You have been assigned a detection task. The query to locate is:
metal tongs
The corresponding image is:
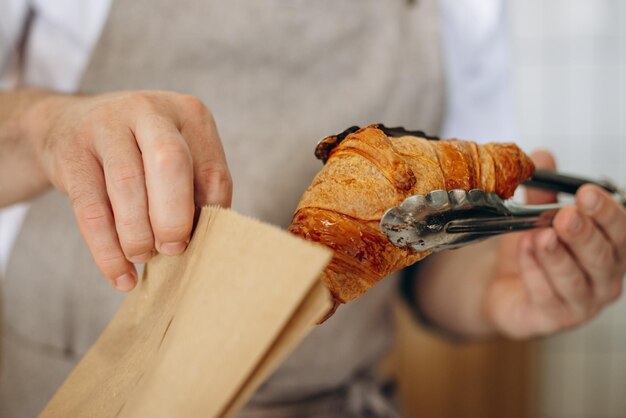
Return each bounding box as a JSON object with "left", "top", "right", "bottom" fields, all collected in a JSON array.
[{"left": 381, "top": 170, "right": 626, "bottom": 252}]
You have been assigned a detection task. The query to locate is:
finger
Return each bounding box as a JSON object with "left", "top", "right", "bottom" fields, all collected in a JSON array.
[
  {"left": 134, "top": 113, "right": 194, "bottom": 255},
  {"left": 533, "top": 228, "right": 593, "bottom": 316},
  {"left": 518, "top": 234, "right": 567, "bottom": 333},
  {"left": 519, "top": 234, "right": 559, "bottom": 307},
  {"left": 526, "top": 149, "right": 557, "bottom": 204},
  {"left": 553, "top": 206, "right": 617, "bottom": 302},
  {"left": 95, "top": 128, "right": 155, "bottom": 264},
  {"left": 176, "top": 95, "right": 232, "bottom": 207},
  {"left": 577, "top": 184, "right": 626, "bottom": 263},
  {"left": 67, "top": 154, "right": 137, "bottom": 291}
]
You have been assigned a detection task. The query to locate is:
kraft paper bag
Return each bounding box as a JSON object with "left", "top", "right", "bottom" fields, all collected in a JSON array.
[{"left": 40, "top": 207, "right": 333, "bottom": 418}]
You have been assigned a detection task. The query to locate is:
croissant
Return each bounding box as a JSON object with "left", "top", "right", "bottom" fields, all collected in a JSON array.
[{"left": 289, "top": 124, "right": 535, "bottom": 306}]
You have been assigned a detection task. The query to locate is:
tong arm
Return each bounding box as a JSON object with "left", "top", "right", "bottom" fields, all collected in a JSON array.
[
  {"left": 445, "top": 211, "right": 556, "bottom": 235},
  {"left": 438, "top": 185, "right": 626, "bottom": 238},
  {"left": 524, "top": 169, "right": 626, "bottom": 198}
]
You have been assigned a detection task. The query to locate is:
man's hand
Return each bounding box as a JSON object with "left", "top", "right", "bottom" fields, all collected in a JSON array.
[
  {"left": 18, "top": 90, "right": 232, "bottom": 291},
  {"left": 484, "top": 150, "right": 625, "bottom": 338},
  {"left": 415, "top": 150, "right": 625, "bottom": 339}
]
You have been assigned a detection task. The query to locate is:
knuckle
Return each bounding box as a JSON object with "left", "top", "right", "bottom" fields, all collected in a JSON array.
[
  {"left": 153, "top": 141, "right": 191, "bottom": 171},
  {"left": 156, "top": 222, "right": 190, "bottom": 239},
  {"left": 123, "top": 236, "right": 154, "bottom": 249},
  {"left": 116, "top": 212, "right": 144, "bottom": 229},
  {"left": 115, "top": 218, "right": 154, "bottom": 257},
  {"left": 70, "top": 191, "right": 107, "bottom": 222},
  {"left": 116, "top": 216, "right": 152, "bottom": 238},
  {"left": 73, "top": 122, "right": 96, "bottom": 147},
  {"left": 121, "top": 236, "right": 154, "bottom": 256},
  {"left": 564, "top": 273, "right": 588, "bottom": 296},
  {"left": 589, "top": 244, "right": 615, "bottom": 270},
  {"left": 81, "top": 203, "right": 108, "bottom": 223},
  {"left": 180, "top": 94, "right": 209, "bottom": 117},
  {"left": 98, "top": 248, "right": 127, "bottom": 265},
  {"left": 141, "top": 111, "right": 168, "bottom": 128},
  {"left": 108, "top": 161, "right": 145, "bottom": 187},
  {"left": 96, "top": 257, "right": 129, "bottom": 281},
  {"left": 128, "top": 92, "right": 157, "bottom": 112},
  {"left": 199, "top": 162, "right": 232, "bottom": 190}
]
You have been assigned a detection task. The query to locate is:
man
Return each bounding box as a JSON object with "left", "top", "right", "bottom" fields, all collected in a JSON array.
[{"left": 1, "top": 1, "right": 624, "bottom": 417}]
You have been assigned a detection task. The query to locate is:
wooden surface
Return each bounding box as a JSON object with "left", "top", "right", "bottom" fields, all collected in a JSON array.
[{"left": 387, "top": 300, "right": 536, "bottom": 418}]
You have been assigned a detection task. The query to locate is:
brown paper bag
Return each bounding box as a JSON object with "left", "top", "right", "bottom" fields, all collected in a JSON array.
[{"left": 40, "top": 207, "right": 332, "bottom": 418}]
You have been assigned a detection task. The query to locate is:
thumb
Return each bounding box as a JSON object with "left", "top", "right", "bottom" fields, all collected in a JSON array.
[{"left": 525, "top": 149, "right": 558, "bottom": 204}]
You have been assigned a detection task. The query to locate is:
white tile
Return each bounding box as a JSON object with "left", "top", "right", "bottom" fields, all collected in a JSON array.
[
  {"left": 514, "top": 65, "right": 546, "bottom": 137},
  {"left": 542, "top": 0, "right": 621, "bottom": 39},
  {"left": 509, "top": 0, "right": 546, "bottom": 42},
  {"left": 534, "top": 37, "right": 624, "bottom": 68},
  {"left": 509, "top": 1, "right": 626, "bottom": 416},
  {"left": 569, "top": 67, "right": 623, "bottom": 136}
]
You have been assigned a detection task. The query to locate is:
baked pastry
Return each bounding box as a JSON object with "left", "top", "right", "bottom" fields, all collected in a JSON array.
[{"left": 289, "top": 124, "right": 534, "bottom": 306}]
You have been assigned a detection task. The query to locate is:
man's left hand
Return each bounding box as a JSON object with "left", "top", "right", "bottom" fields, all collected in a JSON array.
[{"left": 485, "top": 151, "right": 626, "bottom": 338}]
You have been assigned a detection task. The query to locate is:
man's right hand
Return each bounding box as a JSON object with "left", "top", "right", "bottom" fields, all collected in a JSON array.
[{"left": 18, "top": 90, "right": 232, "bottom": 291}]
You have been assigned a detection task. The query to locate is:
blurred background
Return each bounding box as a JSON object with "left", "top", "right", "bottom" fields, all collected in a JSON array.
[
  {"left": 391, "top": 1, "right": 626, "bottom": 417},
  {"left": 512, "top": 0, "right": 626, "bottom": 417}
]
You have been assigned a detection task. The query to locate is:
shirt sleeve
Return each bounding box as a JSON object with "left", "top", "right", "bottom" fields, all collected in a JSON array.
[
  {"left": 23, "top": 0, "right": 112, "bottom": 91},
  {"left": 438, "top": 0, "right": 517, "bottom": 142},
  {"left": 0, "top": 1, "right": 112, "bottom": 276},
  {"left": 0, "top": 0, "right": 30, "bottom": 89}
]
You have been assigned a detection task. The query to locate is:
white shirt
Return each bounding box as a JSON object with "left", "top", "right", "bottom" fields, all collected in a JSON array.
[{"left": 0, "top": 0, "right": 514, "bottom": 275}]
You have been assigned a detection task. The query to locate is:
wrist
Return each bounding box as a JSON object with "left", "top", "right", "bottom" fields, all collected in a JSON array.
[
  {"left": 18, "top": 90, "right": 75, "bottom": 189},
  {"left": 415, "top": 243, "right": 501, "bottom": 339}
]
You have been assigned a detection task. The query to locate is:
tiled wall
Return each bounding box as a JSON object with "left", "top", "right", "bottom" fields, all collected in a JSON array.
[{"left": 509, "top": 1, "right": 626, "bottom": 417}]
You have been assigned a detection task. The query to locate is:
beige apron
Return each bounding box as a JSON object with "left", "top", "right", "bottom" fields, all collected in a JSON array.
[{"left": 0, "top": 1, "right": 445, "bottom": 417}]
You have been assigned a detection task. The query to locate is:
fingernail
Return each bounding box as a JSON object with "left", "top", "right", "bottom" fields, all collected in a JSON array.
[
  {"left": 129, "top": 251, "right": 153, "bottom": 264},
  {"left": 581, "top": 190, "right": 602, "bottom": 213},
  {"left": 115, "top": 273, "right": 136, "bottom": 292},
  {"left": 159, "top": 241, "right": 187, "bottom": 255},
  {"left": 541, "top": 229, "right": 558, "bottom": 252},
  {"left": 568, "top": 212, "right": 583, "bottom": 234}
]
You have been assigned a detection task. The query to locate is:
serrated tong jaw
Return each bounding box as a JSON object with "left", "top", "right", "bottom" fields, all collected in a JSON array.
[{"left": 380, "top": 189, "right": 558, "bottom": 253}]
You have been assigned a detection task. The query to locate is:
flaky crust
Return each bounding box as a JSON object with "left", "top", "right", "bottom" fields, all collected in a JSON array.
[{"left": 289, "top": 125, "right": 535, "bottom": 304}]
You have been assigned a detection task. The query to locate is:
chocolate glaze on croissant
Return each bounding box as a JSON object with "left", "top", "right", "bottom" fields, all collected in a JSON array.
[{"left": 289, "top": 125, "right": 535, "bottom": 305}]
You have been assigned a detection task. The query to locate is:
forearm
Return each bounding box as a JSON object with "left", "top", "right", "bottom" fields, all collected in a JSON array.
[
  {"left": 415, "top": 237, "right": 501, "bottom": 338},
  {"left": 0, "top": 88, "right": 62, "bottom": 206}
]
